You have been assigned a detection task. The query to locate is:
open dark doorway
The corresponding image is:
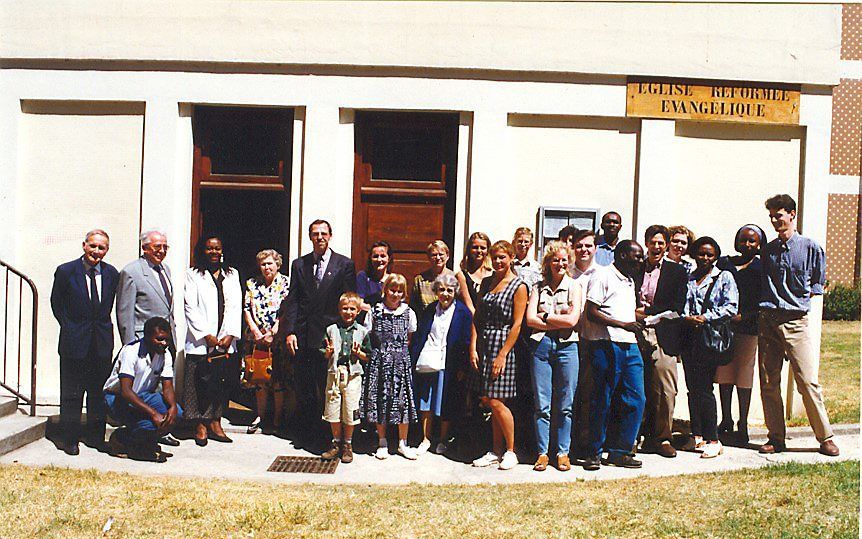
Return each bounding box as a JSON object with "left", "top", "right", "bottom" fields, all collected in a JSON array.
[{"left": 192, "top": 106, "right": 293, "bottom": 283}]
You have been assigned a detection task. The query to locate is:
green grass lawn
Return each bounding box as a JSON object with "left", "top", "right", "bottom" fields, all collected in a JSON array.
[
  {"left": 0, "top": 461, "right": 857, "bottom": 538},
  {"left": 789, "top": 320, "right": 860, "bottom": 427}
]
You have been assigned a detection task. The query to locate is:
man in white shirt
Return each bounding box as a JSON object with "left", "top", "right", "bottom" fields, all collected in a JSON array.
[
  {"left": 104, "top": 317, "right": 181, "bottom": 462},
  {"left": 582, "top": 240, "right": 646, "bottom": 470},
  {"left": 512, "top": 227, "right": 541, "bottom": 288}
]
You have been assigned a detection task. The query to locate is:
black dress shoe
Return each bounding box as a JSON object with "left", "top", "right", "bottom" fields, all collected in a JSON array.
[
  {"left": 159, "top": 434, "right": 181, "bottom": 447},
  {"left": 601, "top": 453, "right": 643, "bottom": 468},
  {"left": 194, "top": 436, "right": 208, "bottom": 447},
  {"left": 207, "top": 433, "right": 233, "bottom": 443},
  {"left": 62, "top": 442, "right": 80, "bottom": 456},
  {"left": 582, "top": 456, "right": 601, "bottom": 471}
]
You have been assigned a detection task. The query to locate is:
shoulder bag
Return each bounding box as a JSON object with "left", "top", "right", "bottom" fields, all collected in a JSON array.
[
  {"left": 242, "top": 344, "right": 273, "bottom": 386},
  {"left": 696, "top": 272, "right": 734, "bottom": 366}
]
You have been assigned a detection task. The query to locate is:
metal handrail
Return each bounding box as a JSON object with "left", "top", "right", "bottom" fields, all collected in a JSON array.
[{"left": 0, "top": 259, "right": 38, "bottom": 416}]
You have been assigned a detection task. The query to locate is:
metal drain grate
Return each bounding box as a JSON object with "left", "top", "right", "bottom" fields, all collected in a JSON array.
[{"left": 267, "top": 456, "right": 339, "bottom": 474}]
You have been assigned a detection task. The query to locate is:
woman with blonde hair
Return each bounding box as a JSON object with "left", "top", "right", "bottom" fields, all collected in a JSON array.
[
  {"left": 470, "top": 240, "right": 529, "bottom": 470},
  {"left": 456, "top": 232, "right": 493, "bottom": 314},
  {"left": 525, "top": 241, "right": 582, "bottom": 471}
]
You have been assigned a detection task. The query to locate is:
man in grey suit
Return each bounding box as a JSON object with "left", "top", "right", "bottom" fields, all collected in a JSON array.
[{"left": 116, "top": 229, "right": 174, "bottom": 345}]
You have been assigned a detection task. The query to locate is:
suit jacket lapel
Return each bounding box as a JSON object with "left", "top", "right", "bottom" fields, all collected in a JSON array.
[
  {"left": 140, "top": 258, "right": 170, "bottom": 309},
  {"left": 302, "top": 254, "right": 317, "bottom": 293},
  {"left": 317, "top": 256, "right": 337, "bottom": 294},
  {"left": 72, "top": 259, "right": 88, "bottom": 303},
  {"left": 98, "top": 267, "right": 112, "bottom": 312}
]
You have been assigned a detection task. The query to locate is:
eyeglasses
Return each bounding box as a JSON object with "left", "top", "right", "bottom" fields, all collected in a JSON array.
[{"left": 147, "top": 244, "right": 169, "bottom": 252}]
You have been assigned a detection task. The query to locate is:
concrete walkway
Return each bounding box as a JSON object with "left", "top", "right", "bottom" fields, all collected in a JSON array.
[{"left": 1, "top": 421, "right": 857, "bottom": 486}]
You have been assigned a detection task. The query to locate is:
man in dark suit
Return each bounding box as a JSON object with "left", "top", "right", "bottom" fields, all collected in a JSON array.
[
  {"left": 50, "top": 229, "right": 120, "bottom": 455},
  {"left": 279, "top": 219, "right": 356, "bottom": 444},
  {"left": 635, "top": 224, "right": 688, "bottom": 458}
]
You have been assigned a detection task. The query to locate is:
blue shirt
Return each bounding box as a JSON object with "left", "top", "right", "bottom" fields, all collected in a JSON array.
[
  {"left": 684, "top": 266, "right": 739, "bottom": 321},
  {"left": 594, "top": 236, "right": 616, "bottom": 267},
  {"left": 759, "top": 233, "right": 826, "bottom": 313}
]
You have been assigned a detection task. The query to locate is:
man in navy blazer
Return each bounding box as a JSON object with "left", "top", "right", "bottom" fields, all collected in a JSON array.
[
  {"left": 278, "top": 219, "right": 356, "bottom": 443},
  {"left": 50, "top": 229, "right": 119, "bottom": 455}
]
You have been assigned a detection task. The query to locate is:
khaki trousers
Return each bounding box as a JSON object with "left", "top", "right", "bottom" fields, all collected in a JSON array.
[
  {"left": 758, "top": 310, "right": 833, "bottom": 443},
  {"left": 641, "top": 327, "right": 678, "bottom": 443}
]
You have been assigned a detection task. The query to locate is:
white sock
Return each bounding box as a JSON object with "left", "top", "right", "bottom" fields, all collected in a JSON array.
[{"left": 398, "top": 439, "right": 408, "bottom": 448}]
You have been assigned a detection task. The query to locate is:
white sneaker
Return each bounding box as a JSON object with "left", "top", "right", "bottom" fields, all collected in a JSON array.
[
  {"left": 398, "top": 443, "right": 418, "bottom": 460},
  {"left": 498, "top": 451, "right": 518, "bottom": 470},
  {"left": 416, "top": 439, "right": 431, "bottom": 455},
  {"left": 472, "top": 451, "right": 500, "bottom": 467},
  {"left": 701, "top": 441, "right": 723, "bottom": 459},
  {"left": 375, "top": 445, "right": 389, "bottom": 460},
  {"left": 434, "top": 442, "right": 448, "bottom": 455}
]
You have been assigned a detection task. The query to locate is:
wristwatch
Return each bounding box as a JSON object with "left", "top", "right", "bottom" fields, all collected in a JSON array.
[{"left": 542, "top": 312, "right": 550, "bottom": 323}]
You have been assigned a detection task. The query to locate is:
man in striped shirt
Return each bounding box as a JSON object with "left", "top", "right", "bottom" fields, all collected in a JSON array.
[{"left": 757, "top": 194, "right": 838, "bottom": 457}]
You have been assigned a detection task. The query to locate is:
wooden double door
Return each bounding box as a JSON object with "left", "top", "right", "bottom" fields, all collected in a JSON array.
[{"left": 352, "top": 111, "right": 460, "bottom": 284}]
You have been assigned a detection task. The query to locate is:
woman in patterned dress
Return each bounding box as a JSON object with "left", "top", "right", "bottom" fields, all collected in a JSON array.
[
  {"left": 455, "top": 232, "right": 493, "bottom": 314},
  {"left": 243, "top": 249, "right": 289, "bottom": 434},
  {"left": 469, "top": 240, "right": 529, "bottom": 470},
  {"left": 361, "top": 273, "right": 419, "bottom": 460}
]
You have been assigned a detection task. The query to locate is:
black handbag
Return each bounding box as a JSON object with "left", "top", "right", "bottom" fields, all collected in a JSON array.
[
  {"left": 197, "top": 350, "right": 232, "bottom": 397},
  {"left": 696, "top": 272, "right": 734, "bottom": 366}
]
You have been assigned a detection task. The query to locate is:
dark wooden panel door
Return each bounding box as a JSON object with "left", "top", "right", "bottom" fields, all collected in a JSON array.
[{"left": 352, "top": 111, "right": 459, "bottom": 286}]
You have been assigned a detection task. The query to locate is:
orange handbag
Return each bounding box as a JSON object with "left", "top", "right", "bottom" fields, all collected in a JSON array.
[{"left": 242, "top": 345, "right": 273, "bottom": 385}]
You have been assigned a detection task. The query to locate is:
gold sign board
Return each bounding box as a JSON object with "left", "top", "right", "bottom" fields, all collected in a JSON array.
[{"left": 626, "top": 81, "right": 800, "bottom": 125}]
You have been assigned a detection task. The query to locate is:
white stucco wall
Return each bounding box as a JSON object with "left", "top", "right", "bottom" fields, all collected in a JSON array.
[
  {"left": 0, "top": 2, "right": 841, "bottom": 85},
  {"left": 14, "top": 103, "right": 145, "bottom": 401}
]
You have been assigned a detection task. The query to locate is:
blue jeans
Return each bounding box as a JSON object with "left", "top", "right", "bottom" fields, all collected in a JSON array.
[
  {"left": 587, "top": 341, "right": 646, "bottom": 458},
  {"left": 530, "top": 336, "right": 579, "bottom": 456},
  {"left": 105, "top": 391, "right": 183, "bottom": 444}
]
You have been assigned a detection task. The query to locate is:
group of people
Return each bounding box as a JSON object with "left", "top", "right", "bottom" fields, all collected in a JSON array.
[{"left": 50, "top": 193, "right": 839, "bottom": 469}]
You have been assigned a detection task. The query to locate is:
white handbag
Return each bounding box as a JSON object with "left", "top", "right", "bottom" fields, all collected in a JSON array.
[{"left": 415, "top": 343, "right": 446, "bottom": 373}]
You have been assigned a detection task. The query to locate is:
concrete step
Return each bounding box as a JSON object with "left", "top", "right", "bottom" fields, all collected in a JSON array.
[
  {"left": 0, "top": 396, "right": 18, "bottom": 419},
  {"left": 0, "top": 412, "right": 47, "bottom": 457}
]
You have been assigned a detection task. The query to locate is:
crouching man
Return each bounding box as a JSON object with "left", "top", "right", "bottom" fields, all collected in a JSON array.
[{"left": 104, "top": 317, "right": 182, "bottom": 462}]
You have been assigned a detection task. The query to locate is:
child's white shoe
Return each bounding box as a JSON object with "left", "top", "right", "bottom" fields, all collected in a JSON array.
[
  {"left": 701, "top": 441, "right": 723, "bottom": 459},
  {"left": 398, "top": 442, "right": 418, "bottom": 460},
  {"left": 472, "top": 451, "right": 500, "bottom": 467},
  {"left": 375, "top": 446, "right": 389, "bottom": 460},
  {"left": 498, "top": 451, "right": 519, "bottom": 470},
  {"left": 416, "top": 439, "right": 431, "bottom": 455}
]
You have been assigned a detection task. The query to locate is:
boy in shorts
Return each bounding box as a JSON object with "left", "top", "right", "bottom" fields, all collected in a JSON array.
[{"left": 319, "top": 292, "right": 371, "bottom": 463}]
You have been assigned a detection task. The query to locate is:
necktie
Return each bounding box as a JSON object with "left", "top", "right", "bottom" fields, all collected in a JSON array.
[
  {"left": 154, "top": 265, "right": 172, "bottom": 305},
  {"left": 314, "top": 256, "right": 325, "bottom": 288},
  {"left": 88, "top": 267, "right": 100, "bottom": 310}
]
